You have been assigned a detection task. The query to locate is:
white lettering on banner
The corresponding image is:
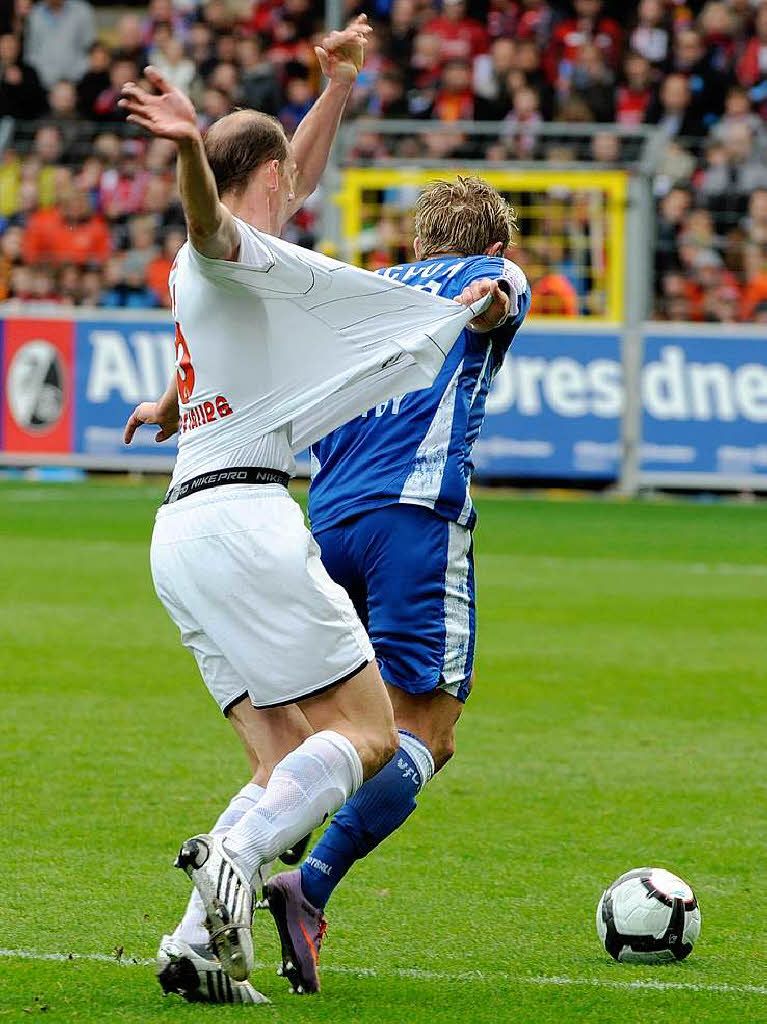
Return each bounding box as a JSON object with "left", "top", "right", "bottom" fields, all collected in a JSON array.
[
  {"left": 485, "top": 345, "right": 767, "bottom": 424},
  {"left": 544, "top": 358, "right": 587, "bottom": 417},
  {"left": 487, "top": 356, "right": 622, "bottom": 418},
  {"left": 87, "top": 329, "right": 175, "bottom": 404},
  {"left": 643, "top": 346, "right": 687, "bottom": 419},
  {"left": 735, "top": 365, "right": 767, "bottom": 421}
]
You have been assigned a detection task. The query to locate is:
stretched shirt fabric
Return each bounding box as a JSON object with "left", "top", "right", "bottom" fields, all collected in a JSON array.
[
  {"left": 309, "top": 255, "right": 531, "bottom": 533},
  {"left": 168, "top": 217, "right": 491, "bottom": 484}
]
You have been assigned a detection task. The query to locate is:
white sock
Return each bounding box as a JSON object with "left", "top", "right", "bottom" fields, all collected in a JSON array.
[
  {"left": 223, "top": 730, "right": 363, "bottom": 883},
  {"left": 174, "top": 781, "right": 265, "bottom": 946}
]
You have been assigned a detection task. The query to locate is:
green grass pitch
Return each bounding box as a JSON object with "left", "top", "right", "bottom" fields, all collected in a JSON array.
[{"left": 1, "top": 479, "right": 766, "bottom": 1023}]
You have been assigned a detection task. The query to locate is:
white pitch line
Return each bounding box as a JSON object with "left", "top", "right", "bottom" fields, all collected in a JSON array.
[
  {"left": 485, "top": 554, "right": 767, "bottom": 578},
  {"left": 1, "top": 949, "right": 765, "bottom": 996}
]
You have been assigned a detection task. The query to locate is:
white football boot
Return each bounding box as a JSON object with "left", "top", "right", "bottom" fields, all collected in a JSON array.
[
  {"left": 156, "top": 935, "right": 269, "bottom": 1004},
  {"left": 175, "top": 833, "right": 255, "bottom": 982}
]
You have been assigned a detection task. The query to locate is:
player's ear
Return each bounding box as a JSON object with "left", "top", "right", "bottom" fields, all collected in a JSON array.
[
  {"left": 485, "top": 241, "right": 503, "bottom": 257},
  {"left": 265, "top": 159, "right": 280, "bottom": 191},
  {"left": 413, "top": 236, "right": 422, "bottom": 260}
]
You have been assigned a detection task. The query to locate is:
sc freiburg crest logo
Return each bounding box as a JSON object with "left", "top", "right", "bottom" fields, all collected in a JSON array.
[{"left": 7, "top": 339, "right": 66, "bottom": 432}]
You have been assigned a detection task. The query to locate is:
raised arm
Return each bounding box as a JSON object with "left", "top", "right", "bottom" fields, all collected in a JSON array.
[
  {"left": 284, "top": 15, "right": 372, "bottom": 219},
  {"left": 119, "top": 67, "right": 239, "bottom": 261}
]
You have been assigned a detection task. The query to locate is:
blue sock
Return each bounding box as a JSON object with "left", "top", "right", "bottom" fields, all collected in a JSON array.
[{"left": 300, "top": 730, "right": 435, "bottom": 910}]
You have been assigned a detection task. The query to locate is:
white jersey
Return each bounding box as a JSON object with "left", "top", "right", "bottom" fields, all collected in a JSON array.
[{"left": 168, "top": 217, "right": 491, "bottom": 487}]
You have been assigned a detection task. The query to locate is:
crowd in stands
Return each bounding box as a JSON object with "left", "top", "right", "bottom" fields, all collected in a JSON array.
[{"left": 2, "top": 0, "right": 767, "bottom": 320}]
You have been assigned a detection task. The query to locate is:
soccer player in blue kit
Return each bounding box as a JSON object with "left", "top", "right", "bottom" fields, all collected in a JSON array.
[{"left": 264, "top": 175, "right": 532, "bottom": 993}]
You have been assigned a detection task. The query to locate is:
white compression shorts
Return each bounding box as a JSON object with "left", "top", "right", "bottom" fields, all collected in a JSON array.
[{"left": 150, "top": 484, "right": 374, "bottom": 712}]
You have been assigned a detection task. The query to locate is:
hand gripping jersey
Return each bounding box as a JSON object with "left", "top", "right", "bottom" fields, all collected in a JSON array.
[
  {"left": 167, "top": 219, "right": 492, "bottom": 486},
  {"left": 309, "top": 255, "right": 531, "bottom": 532}
]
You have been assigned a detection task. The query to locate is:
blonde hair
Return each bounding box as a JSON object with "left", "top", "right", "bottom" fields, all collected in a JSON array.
[{"left": 414, "top": 175, "right": 517, "bottom": 259}]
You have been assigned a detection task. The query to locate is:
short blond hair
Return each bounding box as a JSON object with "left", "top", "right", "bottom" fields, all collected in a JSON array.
[{"left": 414, "top": 176, "right": 517, "bottom": 259}]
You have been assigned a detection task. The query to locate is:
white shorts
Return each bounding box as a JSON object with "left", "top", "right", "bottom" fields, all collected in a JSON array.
[{"left": 150, "top": 484, "right": 374, "bottom": 712}]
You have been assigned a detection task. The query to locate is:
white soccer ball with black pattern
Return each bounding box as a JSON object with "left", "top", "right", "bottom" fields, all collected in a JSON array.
[{"left": 596, "top": 867, "right": 701, "bottom": 963}]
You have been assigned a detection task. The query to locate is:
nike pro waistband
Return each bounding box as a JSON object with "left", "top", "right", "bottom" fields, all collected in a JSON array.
[{"left": 163, "top": 466, "right": 290, "bottom": 505}]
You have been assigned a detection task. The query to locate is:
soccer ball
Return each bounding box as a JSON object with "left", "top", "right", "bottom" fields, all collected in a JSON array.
[{"left": 596, "top": 867, "right": 701, "bottom": 963}]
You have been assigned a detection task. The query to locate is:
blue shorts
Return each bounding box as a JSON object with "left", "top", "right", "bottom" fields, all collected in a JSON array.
[{"left": 313, "top": 503, "right": 476, "bottom": 703}]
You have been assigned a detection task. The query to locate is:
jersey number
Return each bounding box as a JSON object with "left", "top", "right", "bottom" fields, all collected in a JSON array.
[{"left": 175, "top": 323, "right": 195, "bottom": 403}]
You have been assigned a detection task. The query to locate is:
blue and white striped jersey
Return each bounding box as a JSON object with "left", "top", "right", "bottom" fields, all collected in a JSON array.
[{"left": 308, "top": 254, "right": 531, "bottom": 533}]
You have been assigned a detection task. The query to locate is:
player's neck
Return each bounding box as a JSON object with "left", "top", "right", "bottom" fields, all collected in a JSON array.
[
  {"left": 224, "top": 189, "right": 282, "bottom": 236},
  {"left": 420, "top": 251, "right": 466, "bottom": 261}
]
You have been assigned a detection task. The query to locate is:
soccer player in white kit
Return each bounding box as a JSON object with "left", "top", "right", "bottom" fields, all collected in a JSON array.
[
  {"left": 120, "top": 26, "right": 499, "bottom": 1005},
  {"left": 119, "top": 22, "right": 400, "bottom": 1003}
]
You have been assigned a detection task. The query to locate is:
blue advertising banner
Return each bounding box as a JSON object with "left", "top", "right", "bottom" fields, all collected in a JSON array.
[
  {"left": 641, "top": 330, "right": 767, "bottom": 484},
  {"left": 473, "top": 326, "right": 623, "bottom": 479},
  {"left": 73, "top": 317, "right": 176, "bottom": 461}
]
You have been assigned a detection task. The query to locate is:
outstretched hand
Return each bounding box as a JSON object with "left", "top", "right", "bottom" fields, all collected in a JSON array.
[
  {"left": 315, "top": 14, "right": 372, "bottom": 84},
  {"left": 454, "top": 278, "right": 511, "bottom": 332},
  {"left": 119, "top": 66, "right": 199, "bottom": 143},
  {"left": 124, "top": 400, "right": 179, "bottom": 445}
]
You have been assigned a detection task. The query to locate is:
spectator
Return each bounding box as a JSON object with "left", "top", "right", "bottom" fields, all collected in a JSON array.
[
  {"left": 390, "top": 0, "right": 417, "bottom": 67},
  {"left": 99, "top": 142, "right": 151, "bottom": 220},
  {"left": 0, "top": 224, "right": 23, "bottom": 300},
  {"left": 238, "top": 35, "right": 282, "bottom": 116},
  {"left": 0, "top": 148, "right": 21, "bottom": 219},
  {"left": 199, "top": 86, "right": 232, "bottom": 129},
  {"left": 367, "top": 71, "right": 410, "bottom": 119},
  {"left": 433, "top": 59, "right": 483, "bottom": 121},
  {"left": 279, "top": 70, "right": 316, "bottom": 134},
  {"left": 22, "top": 192, "right": 63, "bottom": 263},
  {"left": 0, "top": 32, "right": 46, "bottom": 119},
  {"left": 517, "top": 0, "right": 554, "bottom": 48},
  {"left": 150, "top": 35, "right": 196, "bottom": 94},
  {"left": 48, "top": 80, "right": 89, "bottom": 159},
  {"left": 49, "top": 190, "right": 111, "bottom": 264},
  {"left": 474, "top": 37, "right": 516, "bottom": 103},
  {"left": 520, "top": 245, "right": 579, "bottom": 316},
  {"left": 92, "top": 57, "right": 137, "bottom": 122},
  {"left": 114, "top": 14, "right": 147, "bottom": 67},
  {"left": 140, "top": 0, "right": 186, "bottom": 49},
  {"left": 629, "top": 0, "right": 669, "bottom": 66},
  {"left": 710, "top": 85, "right": 764, "bottom": 147},
  {"left": 699, "top": 125, "right": 767, "bottom": 222},
  {"left": 188, "top": 23, "right": 213, "bottom": 75},
  {"left": 423, "top": 0, "right": 489, "bottom": 66},
  {"left": 80, "top": 267, "right": 103, "bottom": 306},
  {"left": 656, "top": 185, "right": 693, "bottom": 275},
  {"left": 736, "top": 4, "right": 767, "bottom": 89},
  {"left": 645, "top": 73, "right": 705, "bottom": 141},
  {"left": 503, "top": 84, "right": 542, "bottom": 157},
  {"left": 77, "top": 42, "right": 111, "bottom": 119},
  {"left": 702, "top": 279, "right": 742, "bottom": 322},
  {"left": 570, "top": 42, "right": 615, "bottom": 122},
  {"left": 513, "top": 38, "right": 555, "bottom": 119},
  {"left": 615, "top": 51, "right": 653, "bottom": 125},
  {"left": 669, "top": 28, "right": 730, "bottom": 126},
  {"left": 100, "top": 255, "right": 157, "bottom": 308},
  {"left": 121, "top": 214, "right": 158, "bottom": 280},
  {"left": 24, "top": 0, "right": 95, "bottom": 89},
  {"left": 145, "top": 227, "right": 185, "bottom": 307},
  {"left": 591, "top": 131, "right": 621, "bottom": 164},
  {"left": 33, "top": 125, "right": 64, "bottom": 207},
  {"left": 546, "top": 0, "right": 622, "bottom": 87},
  {"left": 699, "top": 1, "right": 736, "bottom": 75}
]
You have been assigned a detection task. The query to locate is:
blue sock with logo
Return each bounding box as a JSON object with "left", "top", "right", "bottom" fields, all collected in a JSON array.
[{"left": 299, "top": 730, "right": 435, "bottom": 910}]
